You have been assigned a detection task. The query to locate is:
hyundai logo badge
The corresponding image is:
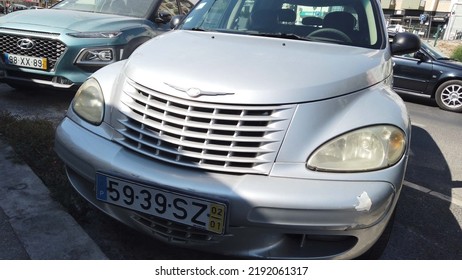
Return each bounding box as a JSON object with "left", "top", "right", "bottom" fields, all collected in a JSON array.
[{"left": 17, "top": 38, "right": 35, "bottom": 50}]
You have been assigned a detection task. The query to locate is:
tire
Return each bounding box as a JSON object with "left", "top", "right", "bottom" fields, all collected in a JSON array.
[{"left": 435, "top": 80, "right": 462, "bottom": 113}]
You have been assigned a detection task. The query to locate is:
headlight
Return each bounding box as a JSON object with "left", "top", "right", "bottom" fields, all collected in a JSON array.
[
  {"left": 76, "top": 48, "right": 116, "bottom": 65},
  {"left": 68, "top": 32, "right": 122, "bottom": 38},
  {"left": 307, "top": 125, "right": 406, "bottom": 172},
  {"left": 72, "top": 78, "right": 104, "bottom": 125}
]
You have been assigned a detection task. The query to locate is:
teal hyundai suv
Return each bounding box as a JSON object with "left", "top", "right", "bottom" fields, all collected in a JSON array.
[{"left": 0, "top": 0, "right": 196, "bottom": 90}]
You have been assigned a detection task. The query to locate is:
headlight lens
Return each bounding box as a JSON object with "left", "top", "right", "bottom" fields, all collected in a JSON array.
[
  {"left": 76, "top": 48, "right": 116, "bottom": 65},
  {"left": 68, "top": 32, "right": 122, "bottom": 38},
  {"left": 307, "top": 125, "right": 406, "bottom": 172},
  {"left": 72, "top": 78, "right": 104, "bottom": 125}
]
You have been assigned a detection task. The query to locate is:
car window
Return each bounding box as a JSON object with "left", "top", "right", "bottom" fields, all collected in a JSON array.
[
  {"left": 394, "top": 42, "right": 447, "bottom": 61},
  {"left": 179, "top": 0, "right": 198, "bottom": 15},
  {"left": 180, "top": 0, "right": 383, "bottom": 49},
  {"left": 158, "top": 0, "right": 181, "bottom": 16},
  {"left": 52, "top": 0, "right": 155, "bottom": 17},
  {"left": 421, "top": 42, "right": 448, "bottom": 60}
]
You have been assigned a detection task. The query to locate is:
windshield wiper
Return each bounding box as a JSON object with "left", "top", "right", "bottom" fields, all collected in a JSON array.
[
  {"left": 250, "top": 32, "right": 311, "bottom": 41},
  {"left": 190, "top": 28, "right": 207, "bottom": 32}
]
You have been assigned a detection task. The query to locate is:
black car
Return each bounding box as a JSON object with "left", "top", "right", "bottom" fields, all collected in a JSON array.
[{"left": 392, "top": 40, "right": 462, "bottom": 113}]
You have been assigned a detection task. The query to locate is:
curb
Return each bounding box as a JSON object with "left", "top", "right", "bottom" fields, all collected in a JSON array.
[{"left": 0, "top": 139, "right": 107, "bottom": 259}]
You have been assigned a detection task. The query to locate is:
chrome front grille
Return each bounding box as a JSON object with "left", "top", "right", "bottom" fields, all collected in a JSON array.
[
  {"left": 0, "top": 32, "right": 67, "bottom": 71},
  {"left": 131, "top": 212, "right": 224, "bottom": 244},
  {"left": 114, "top": 80, "right": 296, "bottom": 174}
]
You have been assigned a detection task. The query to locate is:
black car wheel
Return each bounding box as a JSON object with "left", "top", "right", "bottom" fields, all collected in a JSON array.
[{"left": 435, "top": 80, "right": 462, "bottom": 113}]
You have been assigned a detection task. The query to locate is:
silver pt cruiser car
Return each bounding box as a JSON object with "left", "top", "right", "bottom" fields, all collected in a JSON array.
[{"left": 55, "top": 0, "right": 420, "bottom": 259}]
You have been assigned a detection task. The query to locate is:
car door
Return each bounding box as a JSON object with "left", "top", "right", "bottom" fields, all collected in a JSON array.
[{"left": 393, "top": 51, "right": 434, "bottom": 94}]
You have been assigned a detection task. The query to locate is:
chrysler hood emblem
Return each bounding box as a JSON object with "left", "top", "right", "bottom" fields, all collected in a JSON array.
[
  {"left": 165, "top": 83, "right": 234, "bottom": 98},
  {"left": 17, "top": 38, "right": 35, "bottom": 50},
  {"left": 186, "top": 88, "right": 202, "bottom": 98}
]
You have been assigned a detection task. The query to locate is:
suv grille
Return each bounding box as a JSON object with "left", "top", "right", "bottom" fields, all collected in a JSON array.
[
  {"left": 114, "top": 80, "right": 296, "bottom": 174},
  {"left": 0, "top": 32, "right": 67, "bottom": 71}
]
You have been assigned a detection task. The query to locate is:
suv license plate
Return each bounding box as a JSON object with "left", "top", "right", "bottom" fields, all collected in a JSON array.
[
  {"left": 96, "top": 173, "right": 226, "bottom": 234},
  {"left": 4, "top": 53, "right": 47, "bottom": 70}
]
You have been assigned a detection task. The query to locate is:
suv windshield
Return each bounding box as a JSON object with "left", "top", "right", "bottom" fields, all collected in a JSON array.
[
  {"left": 52, "top": 0, "right": 155, "bottom": 18},
  {"left": 180, "top": 0, "right": 384, "bottom": 48}
]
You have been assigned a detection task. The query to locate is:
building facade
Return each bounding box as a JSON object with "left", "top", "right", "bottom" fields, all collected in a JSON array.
[{"left": 382, "top": 0, "right": 462, "bottom": 40}]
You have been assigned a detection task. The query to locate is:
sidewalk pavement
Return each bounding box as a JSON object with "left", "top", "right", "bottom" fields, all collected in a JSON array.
[{"left": 0, "top": 139, "right": 107, "bottom": 259}]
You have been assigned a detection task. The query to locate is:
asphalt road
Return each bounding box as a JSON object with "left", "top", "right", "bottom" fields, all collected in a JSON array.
[{"left": 1, "top": 83, "right": 461, "bottom": 259}]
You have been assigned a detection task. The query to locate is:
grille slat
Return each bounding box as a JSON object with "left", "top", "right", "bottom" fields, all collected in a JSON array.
[
  {"left": 119, "top": 128, "right": 271, "bottom": 163},
  {"left": 120, "top": 120, "right": 276, "bottom": 153},
  {"left": 114, "top": 80, "right": 295, "bottom": 174},
  {"left": 0, "top": 31, "right": 67, "bottom": 71},
  {"left": 125, "top": 89, "right": 282, "bottom": 122},
  {"left": 132, "top": 213, "right": 223, "bottom": 243},
  {"left": 121, "top": 109, "right": 281, "bottom": 141}
]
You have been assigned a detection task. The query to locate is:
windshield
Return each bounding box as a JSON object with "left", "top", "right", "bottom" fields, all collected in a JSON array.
[
  {"left": 51, "top": 0, "right": 155, "bottom": 18},
  {"left": 180, "top": 0, "right": 384, "bottom": 48},
  {"left": 422, "top": 41, "right": 449, "bottom": 60}
]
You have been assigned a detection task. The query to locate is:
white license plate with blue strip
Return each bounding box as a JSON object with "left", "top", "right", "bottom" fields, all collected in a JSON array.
[{"left": 96, "top": 173, "right": 226, "bottom": 234}]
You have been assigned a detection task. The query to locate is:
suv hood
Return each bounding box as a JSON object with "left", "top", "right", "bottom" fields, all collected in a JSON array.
[
  {"left": 125, "top": 31, "right": 391, "bottom": 104},
  {"left": 0, "top": 9, "right": 144, "bottom": 33}
]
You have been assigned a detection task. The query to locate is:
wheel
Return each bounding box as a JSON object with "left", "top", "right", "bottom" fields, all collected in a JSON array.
[
  {"left": 435, "top": 80, "right": 462, "bottom": 113},
  {"left": 308, "top": 28, "right": 352, "bottom": 43}
]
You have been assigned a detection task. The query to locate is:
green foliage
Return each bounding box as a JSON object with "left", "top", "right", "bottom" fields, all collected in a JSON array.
[{"left": 451, "top": 45, "right": 462, "bottom": 62}]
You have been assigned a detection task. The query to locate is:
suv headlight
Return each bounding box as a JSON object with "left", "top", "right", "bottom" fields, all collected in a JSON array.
[
  {"left": 76, "top": 48, "right": 116, "bottom": 65},
  {"left": 68, "top": 32, "right": 122, "bottom": 38},
  {"left": 307, "top": 125, "right": 406, "bottom": 172},
  {"left": 72, "top": 78, "right": 104, "bottom": 125}
]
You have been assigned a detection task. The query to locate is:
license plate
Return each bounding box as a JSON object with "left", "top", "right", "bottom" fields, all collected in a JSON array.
[
  {"left": 4, "top": 53, "right": 47, "bottom": 70},
  {"left": 96, "top": 173, "right": 227, "bottom": 234}
]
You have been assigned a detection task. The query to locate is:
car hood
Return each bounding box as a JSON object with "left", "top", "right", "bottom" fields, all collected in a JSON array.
[
  {"left": 124, "top": 31, "right": 391, "bottom": 104},
  {"left": 0, "top": 9, "right": 144, "bottom": 33},
  {"left": 434, "top": 58, "right": 462, "bottom": 70}
]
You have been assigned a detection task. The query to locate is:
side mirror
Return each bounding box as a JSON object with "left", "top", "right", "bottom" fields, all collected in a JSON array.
[
  {"left": 170, "top": 15, "right": 184, "bottom": 29},
  {"left": 391, "top": 32, "right": 421, "bottom": 56},
  {"left": 155, "top": 10, "right": 173, "bottom": 24},
  {"left": 414, "top": 51, "right": 428, "bottom": 61}
]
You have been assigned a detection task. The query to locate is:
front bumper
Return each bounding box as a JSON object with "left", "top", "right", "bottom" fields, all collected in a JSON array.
[
  {"left": 55, "top": 117, "right": 404, "bottom": 259},
  {"left": 0, "top": 35, "right": 119, "bottom": 90},
  {"left": 0, "top": 55, "right": 97, "bottom": 90}
]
